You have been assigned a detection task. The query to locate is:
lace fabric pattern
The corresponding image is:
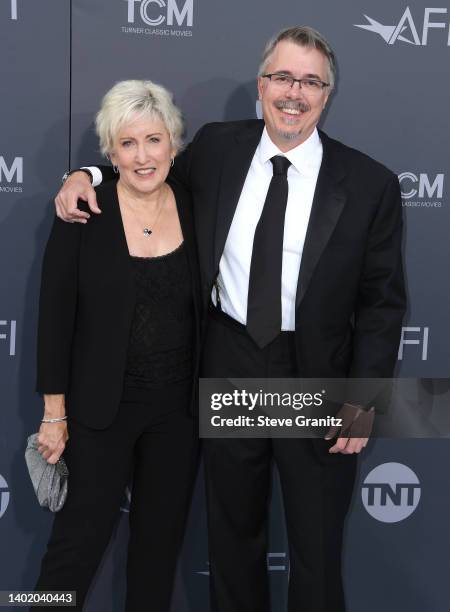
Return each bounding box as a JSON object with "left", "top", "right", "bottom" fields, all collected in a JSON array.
[{"left": 124, "top": 243, "right": 194, "bottom": 388}]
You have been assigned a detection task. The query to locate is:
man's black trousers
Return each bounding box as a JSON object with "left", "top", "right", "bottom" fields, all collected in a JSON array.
[{"left": 202, "top": 307, "right": 357, "bottom": 612}]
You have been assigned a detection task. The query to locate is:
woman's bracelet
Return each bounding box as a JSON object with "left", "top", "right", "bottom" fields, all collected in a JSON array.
[{"left": 41, "top": 416, "right": 68, "bottom": 423}]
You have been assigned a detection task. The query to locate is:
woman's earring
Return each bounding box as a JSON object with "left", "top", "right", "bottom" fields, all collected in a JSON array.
[
  {"left": 170, "top": 158, "right": 174, "bottom": 168},
  {"left": 113, "top": 164, "right": 119, "bottom": 174}
]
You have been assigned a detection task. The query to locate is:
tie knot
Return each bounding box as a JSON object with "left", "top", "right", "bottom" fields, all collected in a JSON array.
[{"left": 270, "top": 155, "right": 291, "bottom": 176}]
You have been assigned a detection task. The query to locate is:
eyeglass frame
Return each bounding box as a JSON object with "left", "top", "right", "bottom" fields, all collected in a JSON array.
[{"left": 261, "top": 73, "right": 330, "bottom": 92}]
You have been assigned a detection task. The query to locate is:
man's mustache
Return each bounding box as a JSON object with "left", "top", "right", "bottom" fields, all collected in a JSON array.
[{"left": 275, "top": 100, "right": 310, "bottom": 113}]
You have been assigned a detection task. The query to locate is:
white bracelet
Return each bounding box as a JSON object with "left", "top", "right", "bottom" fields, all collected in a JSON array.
[{"left": 41, "top": 416, "right": 68, "bottom": 423}]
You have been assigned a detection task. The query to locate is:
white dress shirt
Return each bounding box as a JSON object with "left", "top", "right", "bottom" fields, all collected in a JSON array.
[{"left": 213, "top": 127, "right": 323, "bottom": 330}]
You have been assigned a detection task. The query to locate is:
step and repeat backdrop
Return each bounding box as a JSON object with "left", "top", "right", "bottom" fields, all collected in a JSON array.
[{"left": 1, "top": 1, "right": 449, "bottom": 610}]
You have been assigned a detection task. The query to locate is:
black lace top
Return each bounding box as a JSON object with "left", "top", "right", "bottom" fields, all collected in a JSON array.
[{"left": 124, "top": 243, "right": 193, "bottom": 388}]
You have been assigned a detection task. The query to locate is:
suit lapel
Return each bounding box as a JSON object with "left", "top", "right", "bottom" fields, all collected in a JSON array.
[
  {"left": 95, "top": 180, "right": 136, "bottom": 294},
  {"left": 296, "top": 131, "right": 347, "bottom": 307},
  {"left": 213, "top": 122, "right": 264, "bottom": 271},
  {"left": 169, "top": 180, "right": 199, "bottom": 284},
  {"left": 103, "top": 180, "right": 134, "bottom": 261}
]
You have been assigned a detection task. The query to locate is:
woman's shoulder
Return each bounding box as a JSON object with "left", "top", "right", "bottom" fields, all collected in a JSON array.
[
  {"left": 166, "top": 176, "right": 191, "bottom": 206},
  {"left": 95, "top": 180, "right": 118, "bottom": 204},
  {"left": 74, "top": 182, "right": 119, "bottom": 237},
  {"left": 76, "top": 181, "right": 118, "bottom": 216}
]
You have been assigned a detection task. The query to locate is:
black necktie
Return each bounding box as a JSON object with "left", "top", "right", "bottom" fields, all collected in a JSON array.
[{"left": 246, "top": 155, "right": 291, "bottom": 348}]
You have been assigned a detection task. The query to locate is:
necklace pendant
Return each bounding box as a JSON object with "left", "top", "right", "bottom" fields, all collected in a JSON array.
[{"left": 143, "top": 228, "right": 152, "bottom": 236}]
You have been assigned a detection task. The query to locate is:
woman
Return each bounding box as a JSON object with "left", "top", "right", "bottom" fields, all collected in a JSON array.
[{"left": 34, "top": 80, "right": 201, "bottom": 611}]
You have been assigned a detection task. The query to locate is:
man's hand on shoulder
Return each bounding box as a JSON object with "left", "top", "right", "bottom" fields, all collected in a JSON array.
[{"left": 55, "top": 171, "right": 101, "bottom": 223}]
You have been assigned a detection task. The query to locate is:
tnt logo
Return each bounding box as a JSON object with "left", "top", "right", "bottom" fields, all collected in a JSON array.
[
  {"left": 398, "top": 327, "right": 429, "bottom": 361},
  {"left": 124, "top": 0, "right": 193, "bottom": 27},
  {"left": 355, "top": 7, "right": 450, "bottom": 46},
  {"left": 362, "top": 463, "right": 421, "bottom": 523},
  {"left": 0, "top": 156, "right": 23, "bottom": 184},
  {"left": 0, "top": 320, "right": 16, "bottom": 356},
  {"left": 399, "top": 173, "right": 444, "bottom": 200},
  {"left": 0, "top": 475, "right": 10, "bottom": 519}
]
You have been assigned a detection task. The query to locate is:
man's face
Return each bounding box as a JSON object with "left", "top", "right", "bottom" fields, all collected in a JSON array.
[{"left": 258, "top": 41, "right": 331, "bottom": 151}]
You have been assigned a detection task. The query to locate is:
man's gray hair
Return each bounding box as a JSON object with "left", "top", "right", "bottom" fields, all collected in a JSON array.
[
  {"left": 258, "top": 26, "right": 337, "bottom": 89},
  {"left": 95, "top": 79, "right": 184, "bottom": 156}
]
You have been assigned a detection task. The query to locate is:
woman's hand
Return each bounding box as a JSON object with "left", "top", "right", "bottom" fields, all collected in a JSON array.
[
  {"left": 38, "top": 422, "right": 68, "bottom": 464},
  {"left": 38, "top": 395, "right": 69, "bottom": 464}
]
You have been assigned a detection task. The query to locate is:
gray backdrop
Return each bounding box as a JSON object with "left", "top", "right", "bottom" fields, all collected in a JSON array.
[{"left": 1, "top": 1, "right": 449, "bottom": 610}]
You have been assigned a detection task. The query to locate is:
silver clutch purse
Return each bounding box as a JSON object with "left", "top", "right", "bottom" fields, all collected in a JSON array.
[{"left": 24, "top": 433, "right": 69, "bottom": 512}]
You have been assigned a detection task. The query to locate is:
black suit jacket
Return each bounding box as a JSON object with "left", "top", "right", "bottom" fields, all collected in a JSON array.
[
  {"left": 175, "top": 120, "right": 406, "bottom": 380},
  {"left": 36, "top": 179, "right": 202, "bottom": 429},
  {"left": 95, "top": 119, "right": 406, "bottom": 381}
]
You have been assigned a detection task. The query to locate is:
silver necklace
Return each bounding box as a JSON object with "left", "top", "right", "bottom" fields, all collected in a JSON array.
[{"left": 122, "top": 184, "right": 167, "bottom": 237}]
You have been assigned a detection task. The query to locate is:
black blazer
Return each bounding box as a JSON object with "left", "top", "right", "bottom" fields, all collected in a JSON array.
[
  {"left": 96, "top": 120, "right": 406, "bottom": 382},
  {"left": 36, "top": 179, "right": 202, "bottom": 429},
  {"left": 177, "top": 120, "right": 406, "bottom": 381}
]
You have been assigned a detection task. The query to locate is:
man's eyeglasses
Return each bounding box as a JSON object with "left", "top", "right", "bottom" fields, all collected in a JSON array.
[{"left": 262, "top": 73, "right": 330, "bottom": 93}]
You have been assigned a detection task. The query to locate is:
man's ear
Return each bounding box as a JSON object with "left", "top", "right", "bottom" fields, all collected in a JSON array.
[{"left": 257, "top": 77, "right": 264, "bottom": 101}]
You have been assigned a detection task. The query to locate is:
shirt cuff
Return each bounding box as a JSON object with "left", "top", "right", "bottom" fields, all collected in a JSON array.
[{"left": 81, "top": 166, "right": 102, "bottom": 187}]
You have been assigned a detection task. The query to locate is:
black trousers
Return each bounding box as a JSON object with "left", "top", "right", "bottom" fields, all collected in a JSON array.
[
  {"left": 202, "top": 308, "right": 357, "bottom": 612},
  {"left": 34, "top": 381, "right": 199, "bottom": 611}
]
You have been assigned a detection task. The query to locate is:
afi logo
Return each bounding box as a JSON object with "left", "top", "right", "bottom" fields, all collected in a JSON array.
[
  {"left": 0, "top": 320, "right": 16, "bottom": 356},
  {"left": 125, "top": 0, "right": 193, "bottom": 27},
  {"left": 399, "top": 173, "right": 444, "bottom": 200},
  {"left": 398, "top": 327, "right": 429, "bottom": 361},
  {"left": 10, "top": 0, "right": 18, "bottom": 20},
  {"left": 0, "top": 156, "right": 23, "bottom": 184},
  {"left": 355, "top": 7, "right": 450, "bottom": 45},
  {"left": 0, "top": 475, "right": 10, "bottom": 519},
  {"left": 362, "top": 463, "right": 421, "bottom": 523}
]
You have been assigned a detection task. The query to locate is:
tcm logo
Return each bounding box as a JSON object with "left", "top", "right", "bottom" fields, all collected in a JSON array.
[
  {"left": 197, "top": 553, "right": 288, "bottom": 576},
  {"left": 398, "top": 327, "right": 429, "bottom": 361},
  {"left": 0, "top": 320, "right": 16, "bottom": 356},
  {"left": 399, "top": 172, "right": 445, "bottom": 209},
  {"left": 0, "top": 156, "right": 23, "bottom": 193},
  {"left": 355, "top": 7, "right": 450, "bottom": 46},
  {"left": 124, "top": 0, "right": 193, "bottom": 27},
  {"left": 399, "top": 173, "right": 444, "bottom": 200},
  {"left": 362, "top": 463, "right": 421, "bottom": 523},
  {"left": 0, "top": 475, "right": 10, "bottom": 519}
]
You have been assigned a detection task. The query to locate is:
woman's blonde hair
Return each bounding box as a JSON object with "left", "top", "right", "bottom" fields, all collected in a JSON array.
[{"left": 95, "top": 79, "right": 184, "bottom": 156}]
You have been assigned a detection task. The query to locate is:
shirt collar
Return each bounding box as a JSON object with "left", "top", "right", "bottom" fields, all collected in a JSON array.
[{"left": 258, "top": 127, "right": 322, "bottom": 176}]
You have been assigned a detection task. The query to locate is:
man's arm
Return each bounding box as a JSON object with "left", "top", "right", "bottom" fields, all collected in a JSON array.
[
  {"left": 325, "top": 174, "right": 405, "bottom": 455},
  {"left": 349, "top": 174, "right": 406, "bottom": 378},
  {"left": 55, "top": 165, "right": 115, "bottom": 222},
  {"left": 55, "top": 123, "right": 206, "bottom": 222}
]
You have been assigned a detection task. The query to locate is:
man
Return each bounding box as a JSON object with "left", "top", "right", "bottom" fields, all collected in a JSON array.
[{"left": 55, "top": 26, "right": 405, "bottom": 612}]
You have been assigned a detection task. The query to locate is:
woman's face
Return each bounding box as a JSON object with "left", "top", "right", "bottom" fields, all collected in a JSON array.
[{"left": 109, "top": 114, "right": 175, "bottom": 197}]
